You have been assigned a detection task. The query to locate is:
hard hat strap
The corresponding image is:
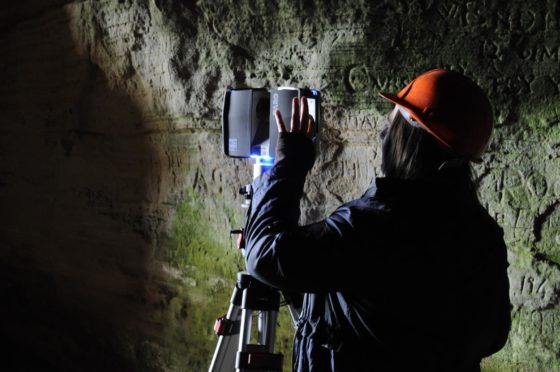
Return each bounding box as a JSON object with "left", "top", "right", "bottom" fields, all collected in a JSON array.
[{"left": 438, "top": 158, "right": 467, "bottom": 171}]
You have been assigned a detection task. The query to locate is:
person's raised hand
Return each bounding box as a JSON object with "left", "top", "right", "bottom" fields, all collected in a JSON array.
[
  {"left": 272, "top": 96, "right": 316, "bottom": 171},
  {"left": 274, "top": 96, "right": 315, "bottom": 138}
]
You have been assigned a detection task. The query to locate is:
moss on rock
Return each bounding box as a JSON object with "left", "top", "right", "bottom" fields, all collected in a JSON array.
[{"left": 161, "top": 189, "right": 297, "bottom": 370}]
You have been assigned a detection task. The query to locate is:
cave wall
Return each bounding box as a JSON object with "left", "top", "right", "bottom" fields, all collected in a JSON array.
[{"left": 0, "top": 0, "right": 559, "bottom": 371}]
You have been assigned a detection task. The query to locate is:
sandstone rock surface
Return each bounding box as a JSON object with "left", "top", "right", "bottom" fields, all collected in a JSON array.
[{"left": 0, "top": 1, "right": 559, "bottom": 371}]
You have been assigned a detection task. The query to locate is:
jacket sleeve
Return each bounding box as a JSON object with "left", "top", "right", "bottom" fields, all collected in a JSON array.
[{"left": 243, "top": 133, "right": 358, "bottom": 293}]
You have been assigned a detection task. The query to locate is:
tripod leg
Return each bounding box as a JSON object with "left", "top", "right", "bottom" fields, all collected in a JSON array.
[
  {"left": 258, "top": 310, "right": 278, "bottom": 353},
  {"left": 235, "top": 274, "right": 284, "bottom": 371},
  {"left": 209, "top": 286, "right": 242, "bottom": 372},
  {"left": 211, "top": 272, "right": 284, "bottom": 371},
  {"left": 238, "top": 307, "right": 253, "bottom": 351},
  {"left": 286, "top": 305, "right": 300, "bottom": 329}
]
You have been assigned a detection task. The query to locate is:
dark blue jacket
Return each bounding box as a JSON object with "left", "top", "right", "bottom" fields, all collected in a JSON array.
[{"left": 244, "top": 133, "right": 511, "bottom": 371}]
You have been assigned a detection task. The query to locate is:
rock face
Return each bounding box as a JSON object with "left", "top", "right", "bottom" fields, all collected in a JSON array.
[{"left": 0, "top": 0, "right": 559, "bottom": 371}]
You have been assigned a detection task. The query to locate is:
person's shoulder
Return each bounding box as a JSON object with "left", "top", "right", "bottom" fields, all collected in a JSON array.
[{"left": 328, "top": 193, "right": 392, "bottom": 228}]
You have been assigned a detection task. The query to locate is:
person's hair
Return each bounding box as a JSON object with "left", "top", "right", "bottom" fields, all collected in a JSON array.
[{"left": 381, "top": 110, "right": 478, "bottom": 194}]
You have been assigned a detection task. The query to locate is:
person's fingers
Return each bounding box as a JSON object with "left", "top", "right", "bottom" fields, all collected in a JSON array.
[
  {"left": 300, "top": 96, "right": 309, "bottom": 134},
  {"left": 307, "top": 115, "right": 315, "bottom": 137},
  {"left": 275, "top": 110, "right": 287, "bottom": 132},
  {"left": 291, "top": 97, "right": 300, "bottom": 132}
]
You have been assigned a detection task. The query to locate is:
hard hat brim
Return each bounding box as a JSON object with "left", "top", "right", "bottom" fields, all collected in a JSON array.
[{"left": 378, "top": 91, "right": 435, "bottom": 135}]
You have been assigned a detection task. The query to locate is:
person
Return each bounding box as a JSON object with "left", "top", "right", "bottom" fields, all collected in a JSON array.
[{"left": 242, "top": 69, "right": 511, "bottom": 371}]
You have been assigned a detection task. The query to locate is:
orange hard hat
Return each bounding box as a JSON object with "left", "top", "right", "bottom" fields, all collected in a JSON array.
[{"left": 379, "top": 69, "right": 493, "bottom": 162}]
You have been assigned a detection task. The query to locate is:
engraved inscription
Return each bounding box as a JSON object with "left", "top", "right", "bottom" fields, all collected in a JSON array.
[
  {"left": 520, "top": 45, "right": 560, "bottom": 62},
  {"left": 509, "top": 267, "right": 560, "bottom": 311},
  {"left": 527, "top": 173, "right": 548, "bottom": 198},
  {"left": 347, "top": 65, "right": 371, "bottom": 93}
]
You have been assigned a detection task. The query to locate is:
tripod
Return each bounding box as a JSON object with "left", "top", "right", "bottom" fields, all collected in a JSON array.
[{"left": 208, "top": 161, "right": 301, "bottom": 372}]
